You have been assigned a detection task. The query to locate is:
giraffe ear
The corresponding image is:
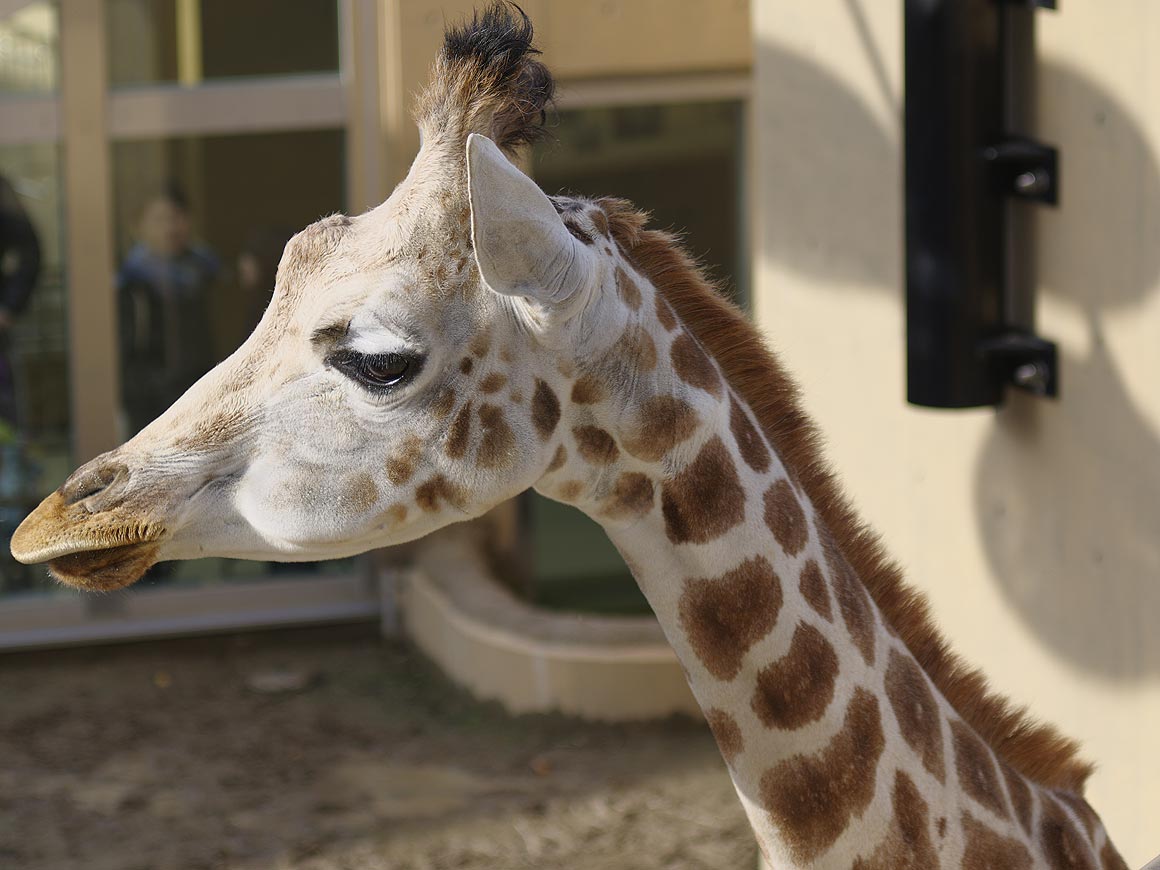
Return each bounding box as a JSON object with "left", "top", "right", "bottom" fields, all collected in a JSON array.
[{"left": 466, "top": 133, "right": 595, "bottom": 305}]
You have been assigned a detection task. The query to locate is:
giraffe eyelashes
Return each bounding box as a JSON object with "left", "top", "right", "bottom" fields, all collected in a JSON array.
[{"left": 326, "top": 349, "right": 423, "bottom": 393}]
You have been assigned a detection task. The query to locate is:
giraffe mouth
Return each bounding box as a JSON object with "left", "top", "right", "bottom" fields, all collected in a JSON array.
[
  {"left": 11, "top": 490, "right": 167, "bottom": 591},
  {"left": 45, "top": 543, "right": 162, "bottom": 592}
]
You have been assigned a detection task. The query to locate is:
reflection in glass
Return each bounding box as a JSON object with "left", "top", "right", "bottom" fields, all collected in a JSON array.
[
  {"left": 112, "top": 127, "right": 347, "bottom": 585},
  {"left": 0, "top": 144, "right": 69, "bottom": 596},
  {"left": 527, "top": 100, "right": 746, "bottom": 614},
  {"left": 0, "top": 1, "right": 57, "bottom": 95},
  {"left": 107, "top": 0, "right": 340, "bottom": 87}
]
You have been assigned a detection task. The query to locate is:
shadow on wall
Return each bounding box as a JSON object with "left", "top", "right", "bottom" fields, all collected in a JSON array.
[{"left": 758, "top": 41, "right": 1160, "bottom": 680}]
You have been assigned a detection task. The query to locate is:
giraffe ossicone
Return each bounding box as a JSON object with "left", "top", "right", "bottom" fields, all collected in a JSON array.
[{"left": 9, "top": 4, "right": 1131, "bottom": 867}]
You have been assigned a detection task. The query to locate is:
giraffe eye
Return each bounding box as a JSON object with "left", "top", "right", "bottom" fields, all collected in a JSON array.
[{"left": 328, "top": 349, "right": 419, "bottom": 392}]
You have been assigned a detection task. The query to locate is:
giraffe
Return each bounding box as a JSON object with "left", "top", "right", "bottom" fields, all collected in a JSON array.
[{"left": 8, "top": 5, "right": 1134, "bottom": 868}]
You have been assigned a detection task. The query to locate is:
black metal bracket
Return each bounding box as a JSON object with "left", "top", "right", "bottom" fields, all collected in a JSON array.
[{"left": 904, "top": 0, "right": 1061, "bottom": 407}]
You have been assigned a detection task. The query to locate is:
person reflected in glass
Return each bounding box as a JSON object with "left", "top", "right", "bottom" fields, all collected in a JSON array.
[
  {"left": 0, "top": 174, "right": 41, "bottom": 432},
  {"left": 0, "top": 173, "right": 43, "bottom": 592},
  {"left": 118, "top": 185, "right": 220, "bottom": 435}
]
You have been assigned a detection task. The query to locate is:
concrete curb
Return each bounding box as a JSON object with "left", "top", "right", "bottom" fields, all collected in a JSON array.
[{"left": 399, "top": 533, "right": 700, "bottom": 721}]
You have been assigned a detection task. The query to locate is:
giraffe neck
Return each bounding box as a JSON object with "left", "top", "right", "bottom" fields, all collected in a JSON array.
[
  {"left": 591, "top": 386, "right": 1110, "bottom": 868},
  {"left": 532, "top": 200, "right": 1120, "bottom": 867}
]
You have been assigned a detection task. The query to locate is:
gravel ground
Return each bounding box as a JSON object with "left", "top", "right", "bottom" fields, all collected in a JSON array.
[{"left": 0, "top": 624, "right": 755, "bottom": 870}]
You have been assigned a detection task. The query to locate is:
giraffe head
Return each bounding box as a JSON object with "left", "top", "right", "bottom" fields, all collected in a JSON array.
[{"left": 9, "top": 4, "right": 652, "bottom": 590}]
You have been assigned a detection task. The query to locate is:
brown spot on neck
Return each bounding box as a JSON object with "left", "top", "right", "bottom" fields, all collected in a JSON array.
[
  {"left": 961, "top": 813, "right": 1033, "bottom": 870},
  {"left": 751, "top": 621, "right": 838, "bottom": 730},
  {"left": 661, "top": 436, "right": 745, "bottom": 544},
  {"left": 670, "top": 332, "right": 721, "bottom": 396},
  {"left": 613, "top": 326, "right": 657, "bottom": 374},
  {"left": 622, "top": 395, "right": 699, "bottom": 462},
  {"left": 821, "top": 525, "right": 877, "bottom": 666},
  {"left": 1002, "top": 763, "right": 1034, "bottom": 835},
  {"left": 655, "top": 292, "right": 678, "bottom": 331},
  {"left": 705, "top": 708, "right": 743, "bottom": 764},
  {"left": 616, "top": 265, "right": 642, "bottom": 310},
  {"left": 886, "top": 648, "right": 946, "bottom": 783},
  {"left": 573, "top": 425, "right": 619, "bottom": 466},
  {"left": 600, "top": 472, "right": 654, "bottom": 520},
  {"left": 953, "top": 720, "right": 1009, "bottom": 820},
  {"left": 459, "top": 356, "right": 474, "bottom": 375},
  {"left": 798, "top": 559, "right": 833, "bottom": 621},
  {"left": 1041, "top": 795, "right": 1098, "bottom": 870},
  {"left": 570, "top": 373, "right": 607, "bottom": 405},
  {"left": 730, "top": 395, "right": 771, "bottom": 473},
  {"left": 479, "top": 372, "right": 507, "bottom": 393},
  {"left": 761, "top": 687, "right": 885, "bottom": 863},
  {"left": 531, "top": 379, "right": 560, "bottom": 440},
  {"left": 477, "top": 404, "right": 515, "bottom": 469},
  {"left": 678, "top": 555, "right": 782, "bottom": 681},
  {"left": 764, "top": 479, "right": 809, "bottom": 556}
]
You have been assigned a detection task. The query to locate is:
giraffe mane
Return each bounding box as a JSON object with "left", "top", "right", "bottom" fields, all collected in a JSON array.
[
  {"left": 597, "top": 196, "right": 1095, "bottom": 794},
  {"left": 415, "top": 1, "right": 555, "bottom": 153}
]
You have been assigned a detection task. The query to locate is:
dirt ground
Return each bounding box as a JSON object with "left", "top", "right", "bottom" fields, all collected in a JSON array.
[{"left": 0, "top": 623, "right": 755, "bottom": 870}]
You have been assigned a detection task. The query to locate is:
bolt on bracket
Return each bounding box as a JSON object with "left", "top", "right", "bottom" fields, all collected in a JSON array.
[
  {"left": 978, "top": 332, "right": 1059, "bottom": 398},
  {"left": 983, "top": 138, "right": 1060, "bottom": 205}
]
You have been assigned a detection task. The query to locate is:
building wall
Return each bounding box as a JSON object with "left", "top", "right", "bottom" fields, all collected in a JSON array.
[{"left": 753, "top": 3, "right": 1159, "bottom": 863}]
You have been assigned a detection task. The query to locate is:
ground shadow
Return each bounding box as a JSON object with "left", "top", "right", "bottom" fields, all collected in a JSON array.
[{"left": 756, "top": 38, "right": 1160, "bottom": 679}]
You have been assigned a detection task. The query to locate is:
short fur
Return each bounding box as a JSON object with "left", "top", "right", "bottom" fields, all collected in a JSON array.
[
  {"left": 416, "top": 2, "right": 554, "bottom": 152},
  {"left": 598, "top": 197, "right": 1094, "bottom": 793}
]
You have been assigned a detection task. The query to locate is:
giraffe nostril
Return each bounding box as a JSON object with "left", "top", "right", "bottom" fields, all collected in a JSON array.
[{"left": 60, "top": 462, "right": 129, "bottom": 507}]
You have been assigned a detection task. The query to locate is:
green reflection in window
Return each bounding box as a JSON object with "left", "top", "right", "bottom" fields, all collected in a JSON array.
[
  {"left": 0, "top": 2, "right": 58, "bottom": 95},
  {"left": 107, "top": 0, "right": 340, "bottom": 88}
]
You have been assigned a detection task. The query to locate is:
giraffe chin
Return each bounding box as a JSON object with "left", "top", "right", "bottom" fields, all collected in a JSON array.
[{"left": 46, "top": 543, "right": 161, "bottom": 592}]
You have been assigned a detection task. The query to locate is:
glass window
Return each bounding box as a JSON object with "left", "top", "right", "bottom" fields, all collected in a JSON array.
[
  {"left": 0, "top": 1, "right": 58, "bottom": 94},
  {"left": 527, "top": 99, "right": 746, "bottom": 614},
  {"left": 107, "top": 0, "right": 340, "bottom": 88},
  {"left": 111, "top": 127, "right": 347, "bottom": 585},
  {"left": 0, "top": 144, "right": 69, "bottom": 596}
]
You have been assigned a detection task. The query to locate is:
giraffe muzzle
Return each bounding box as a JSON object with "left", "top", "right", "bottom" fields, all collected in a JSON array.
[{"left": 10, "top": 450, "right": 174, "bottom": 591}]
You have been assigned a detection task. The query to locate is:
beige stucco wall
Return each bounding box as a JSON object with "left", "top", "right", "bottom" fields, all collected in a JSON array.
[{"left": 754, "top": 3, "right": 1158, "bottom": 864}]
